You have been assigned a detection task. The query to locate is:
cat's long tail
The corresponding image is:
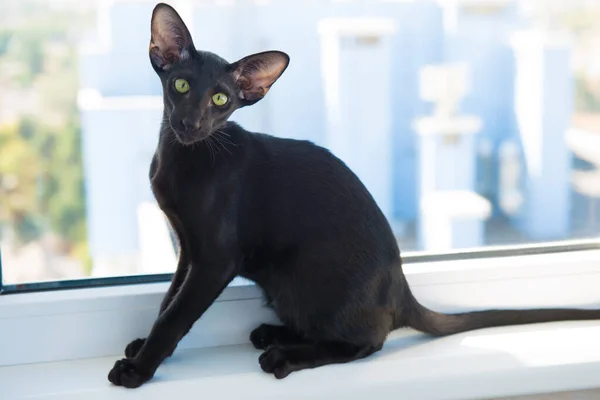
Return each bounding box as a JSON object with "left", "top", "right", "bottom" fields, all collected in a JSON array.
[{"left": 403, "top": 289, "right": 600, "bottom": 336}]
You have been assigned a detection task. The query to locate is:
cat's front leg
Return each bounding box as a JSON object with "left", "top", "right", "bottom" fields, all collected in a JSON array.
[
  {"left": 124, "top": 217, "right": 190, "bottom": 359},
  {"left": 108, "top": 250, "right": 238, "bottom": 388},
  {"left": 123, "top": 255, "right": 188, "bottom": 358}
]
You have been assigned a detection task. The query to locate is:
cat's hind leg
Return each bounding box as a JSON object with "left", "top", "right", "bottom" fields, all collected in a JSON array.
[
  {"left": 258, "top": 340, "right": 383, "bottom": 379},
  {"left": 249, "top": 324, "right": 309, "bottom": 350}
]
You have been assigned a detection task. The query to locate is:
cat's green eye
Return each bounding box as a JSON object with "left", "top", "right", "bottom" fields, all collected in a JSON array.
[
  {"left": 212, "top": 92, "right": 228, "bottom": 107},
  {"left": 174, "top": 78, "right": 190, "bottom": 94}
]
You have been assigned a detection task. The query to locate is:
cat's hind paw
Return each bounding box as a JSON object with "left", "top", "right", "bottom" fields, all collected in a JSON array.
[
  {"left": 250, "top": 324, "right": 277, "bottom": 350},
  {"left": 259, "top": 345, "right": 293, "bottom": 379}
]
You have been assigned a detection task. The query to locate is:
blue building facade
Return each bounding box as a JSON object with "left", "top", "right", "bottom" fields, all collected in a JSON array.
[{"left": 78, "top": 0, "right": 579, "bottom": 273}]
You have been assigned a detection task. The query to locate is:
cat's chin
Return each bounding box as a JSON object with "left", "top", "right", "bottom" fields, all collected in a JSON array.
[
  {"left": 176, "top": 137, "right": 202, "bottom": 146},
  {"left": 173, "top": 131, "right": 208, "bottom": 146}
]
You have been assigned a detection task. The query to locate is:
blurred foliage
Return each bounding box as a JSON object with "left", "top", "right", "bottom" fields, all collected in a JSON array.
[
  {"left": 0, "top": 0, "right": 92, "bottom": 269},
  {"left": 523, "top": 0, "right": 600, "bottom": 113},
  {"left": 575, "top": 75, "right": 600, "bottom": 113},
  {"left": 0, "top": 121, "right": 40, "bottom": 242},
  {"left": 0, "top": 30, "right": 11, "bottom": 57},
  {"left": 559, "top": 11, "right": 600, "bottom": 35}
]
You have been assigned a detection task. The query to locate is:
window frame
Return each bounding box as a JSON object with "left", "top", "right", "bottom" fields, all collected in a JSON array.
[
  {"left": 2, "top": 244, "right": 600, "bottom": 368},
  {"left": 2, "top": 238, "right": 600, "bottom": 294}
]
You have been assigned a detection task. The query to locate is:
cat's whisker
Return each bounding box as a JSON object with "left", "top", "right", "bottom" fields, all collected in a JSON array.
[
  {"left": 158, "top": 126, "right": 178, "bottom": 146},
  {"left": 206, "top": 135, "right": 217, "bottom": 166},
  {"left": 216, "top": 129, "right": 232, "bottom": 138},
  {"left": 213, "top": 132, "right": 234, "bottom": 152},
  {"left": 215, "top": 130, "right": 237, "bottom": 147},
  {"left": 212, "top": 136, "right": 224, "bottom": 160},
  {"left": 215, "top": 130, "right": 234, "bottom": 142},
  {"left": 212, "top": 133, "right": 233, "bottom": 156}
]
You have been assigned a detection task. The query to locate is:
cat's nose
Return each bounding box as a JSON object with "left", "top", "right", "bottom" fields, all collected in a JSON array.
[{"left": 180, "top": 117, "right": 201, "bottom": 131}]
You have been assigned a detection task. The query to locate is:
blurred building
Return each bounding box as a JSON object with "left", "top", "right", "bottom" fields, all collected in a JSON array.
[{"left": 78, "top": 0, "right": 579, "bottom": 275}]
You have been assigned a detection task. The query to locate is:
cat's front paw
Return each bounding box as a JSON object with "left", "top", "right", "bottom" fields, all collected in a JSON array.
[
  {"left": 124, "top": 338, "right": 145, "bottom": 358},
  {"left": 259, "top": 346, "right": 292, "bottom": 379},
  {"left": 108, "top": 358, "right": 153, "bottom": 388}
]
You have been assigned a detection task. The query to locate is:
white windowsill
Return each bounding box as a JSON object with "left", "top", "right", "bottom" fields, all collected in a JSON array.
[
  {"left": 3, "top": 249, "right": 600, "bottom": 399},
  {"left": 3, "top": 322, "right": 600, "bottom": 399}
]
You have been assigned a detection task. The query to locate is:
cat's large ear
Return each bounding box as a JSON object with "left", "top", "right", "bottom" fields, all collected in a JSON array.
[
  {"left": 230, "top": 51, "right": 290, "bottom": 104},
  {"left": 149, "top": 3, "right": 195, "bottom": 72}
]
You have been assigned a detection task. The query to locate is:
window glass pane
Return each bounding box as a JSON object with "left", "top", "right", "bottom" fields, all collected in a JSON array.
[{"left": 3, "top": 0, "right": 600, "bottom": 286}]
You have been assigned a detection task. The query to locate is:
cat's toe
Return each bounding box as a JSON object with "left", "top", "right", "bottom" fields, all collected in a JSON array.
[
  {"left": 259, "top": 346, "right": 292, "bottom": 379},
  {"left": 250, "top": 324, "right": 275, "bottom": 350},
  {"left": 124, "top": 338, "right": 145, "bottom": 358},
  {"left": 108, "top": 358, "right": 152, "bottom": 388}
]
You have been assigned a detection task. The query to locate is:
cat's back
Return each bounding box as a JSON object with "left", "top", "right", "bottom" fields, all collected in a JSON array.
[
  {"left": 244, "top": 128, "right": 348, "bottom": 175},
  {"left": 242, "top": 128, "right": 395, "bottom": 249},
  {"left": 248, "top": 130, "right": 365, "bottom": 200}
]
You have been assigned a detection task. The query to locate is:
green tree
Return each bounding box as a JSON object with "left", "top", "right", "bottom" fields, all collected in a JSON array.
[
  {"left": 0, "top": 30, "right": 11, "bottom": 57},
  {"left": 31, "top": 116, "right": 87, "bottom": 247},
  {"left": 0, "top": 121, "right": 41, "bottom": 243},
  {"left": 0, "top": 3, "right": 92, "bottom": 272}
]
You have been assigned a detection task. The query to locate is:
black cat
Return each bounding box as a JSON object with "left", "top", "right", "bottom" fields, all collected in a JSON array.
[{"left": 108, "top": 3, "right": 600, "bottom": 388}]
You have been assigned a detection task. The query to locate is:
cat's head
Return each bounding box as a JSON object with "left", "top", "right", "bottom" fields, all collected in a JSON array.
[{"left": 149, "top": 3, "right": 289, "bottom": 145}]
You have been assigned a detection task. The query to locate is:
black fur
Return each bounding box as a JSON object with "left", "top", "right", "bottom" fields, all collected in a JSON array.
[{"left": 108, "top": 3, "right": 600, "bottom": 388}]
